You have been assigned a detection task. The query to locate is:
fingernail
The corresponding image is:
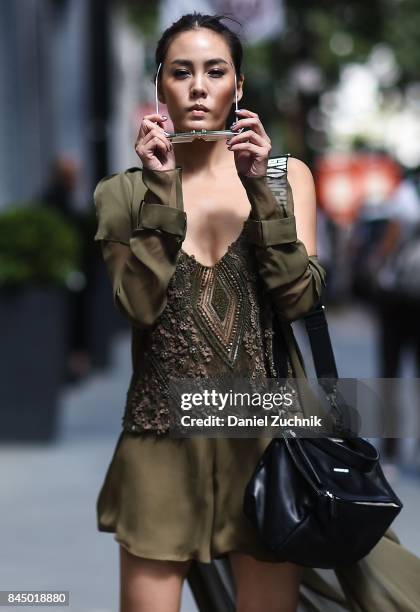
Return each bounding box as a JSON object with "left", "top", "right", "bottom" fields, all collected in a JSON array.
[
  {"left": 161, "top": 115, "right": 168, "bottom": 120},
  {"left": 234, "top": 109, "right": 243, "bottom": 114},
  {"left": 230, "top": 122, "right": 237, "bottom": 129}
]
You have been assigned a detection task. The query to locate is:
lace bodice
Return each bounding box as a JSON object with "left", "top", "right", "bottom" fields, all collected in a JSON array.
[{"left": 122, "top": 229, "right": 288, "bottom": 435}]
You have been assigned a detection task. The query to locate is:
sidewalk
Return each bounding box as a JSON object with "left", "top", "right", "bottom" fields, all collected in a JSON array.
[
  {"left": 0, "top": 330, "right": 198, "bottom": 612},
  {"left": 1, "top": 303, "right": 419, "bottom": 611}
]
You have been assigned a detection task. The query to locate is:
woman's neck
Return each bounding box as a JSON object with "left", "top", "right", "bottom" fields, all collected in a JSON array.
[{"left": 174, "top": 139, "right": 235, "bottom": 178}]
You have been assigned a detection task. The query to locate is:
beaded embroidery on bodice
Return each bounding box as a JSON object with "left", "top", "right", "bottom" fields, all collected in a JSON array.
[
  {"left": 180, "top": 229, "right": 250, "bottom": 368},
  {"left": 122, "top": 230, "right": 282, "bottom": 435}
]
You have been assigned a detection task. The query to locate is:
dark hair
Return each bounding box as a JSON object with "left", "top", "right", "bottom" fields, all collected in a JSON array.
[{"left": 154, "top": 12, "right": 243, "bottom": 83}]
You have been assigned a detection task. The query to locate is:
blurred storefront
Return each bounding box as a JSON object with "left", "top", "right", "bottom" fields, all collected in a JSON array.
[{"left": 0, "top": 0, "right": 92, "bottom": 209}]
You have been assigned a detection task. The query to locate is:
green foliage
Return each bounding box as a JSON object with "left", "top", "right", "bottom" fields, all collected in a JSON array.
[
  {"left": 0, "top": 204, "right": 83, "bottom": 288},
  {"left": 382, "top": 0, "right": 420, "bottom": 81},
  {"left": 120, "top": 0, "right": 159, "bottom": 40}
]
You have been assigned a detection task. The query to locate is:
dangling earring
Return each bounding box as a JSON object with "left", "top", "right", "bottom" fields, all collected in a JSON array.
[
  {"left": 233, "top": 71, "right": 239, "bottom": 112},
  {"left": 155, "top": 62, "right": 163, "bottom": 116}
]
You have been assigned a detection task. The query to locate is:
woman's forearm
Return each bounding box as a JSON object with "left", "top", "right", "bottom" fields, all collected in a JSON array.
[
  {"left": 239, "top": 172, "right": 326, "bottom": 322},
  {"left": 94, "top": 167, "right": 186, "bottom": 330}
]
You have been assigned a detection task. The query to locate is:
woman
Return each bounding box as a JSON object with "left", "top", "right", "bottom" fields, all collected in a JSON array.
[{"left": 94, "top": 12, "right": 420, "bottom": 612}]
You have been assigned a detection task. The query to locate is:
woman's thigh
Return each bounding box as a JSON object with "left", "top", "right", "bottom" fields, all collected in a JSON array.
[
  {"left": 119, "top": 545, "right": 192, "bottom": 612},
  {"left": 228, "top": 551, "right": 303, "bottom": 612}
]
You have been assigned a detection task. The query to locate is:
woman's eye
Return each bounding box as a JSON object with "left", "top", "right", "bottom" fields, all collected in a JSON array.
[
  {"left": 174, "top": 70, "right": 189, "bottom": 78},
  {"left": 173, "top": 69, "right": 225, "bottom": 78}
]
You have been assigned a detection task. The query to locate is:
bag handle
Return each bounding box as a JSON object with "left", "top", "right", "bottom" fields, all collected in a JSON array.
[
  {"left": 306, "top": 436, "right": 379, "bottom": 472},
  {"left": 281, "top": 432, "right": 379, "bottom": 500}
]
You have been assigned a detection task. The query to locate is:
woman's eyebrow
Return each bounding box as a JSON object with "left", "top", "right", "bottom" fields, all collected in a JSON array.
[{"left": 170, "top": 58, "right": 229, "bottom": 67}]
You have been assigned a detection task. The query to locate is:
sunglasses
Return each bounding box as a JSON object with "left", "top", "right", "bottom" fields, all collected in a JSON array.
[{"left": 154, "top": 62, "right": 244, "bottom": 144}]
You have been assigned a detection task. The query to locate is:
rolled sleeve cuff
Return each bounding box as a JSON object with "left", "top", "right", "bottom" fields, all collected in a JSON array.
[
  {"left": 239, "top": 173, "right": 284, "bottom": 220},
  {"left": 141, "top": 166, "right": 183, "bottom": 210},
  {"left": 134, "top": 201, "right": 187, "bottom": 240},
  {"left": 244, "top": 215, "right": 298, "bottom": 247}
]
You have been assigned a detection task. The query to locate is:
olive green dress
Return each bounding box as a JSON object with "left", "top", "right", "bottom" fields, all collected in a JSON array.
[{"left": 93, "top": 157, "right": 420, "bottom": 610}]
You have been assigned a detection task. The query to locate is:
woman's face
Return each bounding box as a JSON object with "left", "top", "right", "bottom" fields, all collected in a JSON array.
[{"left": 157, "top": 28, "right": 244, "bottom": 133}]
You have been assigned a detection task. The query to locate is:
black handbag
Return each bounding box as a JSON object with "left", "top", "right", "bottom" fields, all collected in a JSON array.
[{"left": 243, "top": 300, "right": 403, "bottom": 569}]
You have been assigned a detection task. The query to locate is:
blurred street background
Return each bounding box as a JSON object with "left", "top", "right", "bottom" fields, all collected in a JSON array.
[{"left": 1, "top": 0, "right": 420, "bottom": 610}]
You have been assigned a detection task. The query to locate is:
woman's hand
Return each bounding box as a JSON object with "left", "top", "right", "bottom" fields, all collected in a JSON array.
[
  {"left": 227, "top": 109, "right": 272, "bottom": 177},
  {"left": 135, "top": 114, "right": 176, "bottom": 171}
]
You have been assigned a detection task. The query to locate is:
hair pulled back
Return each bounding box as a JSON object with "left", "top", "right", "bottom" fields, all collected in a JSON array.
[{"left": 154, "top": 12, "right": 243, "bottom": 82}]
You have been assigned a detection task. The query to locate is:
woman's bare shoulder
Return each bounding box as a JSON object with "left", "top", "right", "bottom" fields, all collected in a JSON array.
[
  {"left": 287, "top": 156, "right": 315, "bottom": 182},
  {"left": 286, "top": 156, "right": 317, "bottom": 203},
  {"left": 285, "top": 156, "right": 317, "bottom": 254}
]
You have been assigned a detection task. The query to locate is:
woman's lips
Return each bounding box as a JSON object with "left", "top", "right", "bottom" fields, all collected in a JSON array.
[{"left": 189, "top": 109, "right": 208, "bottom": 117}]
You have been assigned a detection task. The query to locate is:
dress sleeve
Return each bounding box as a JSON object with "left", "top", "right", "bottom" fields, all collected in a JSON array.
[
  {"left": 239, "top": 157, "right": 326, "bottom": 323},
  {"left": 93, "top": 166, "right": 187, "bottom": 330}
]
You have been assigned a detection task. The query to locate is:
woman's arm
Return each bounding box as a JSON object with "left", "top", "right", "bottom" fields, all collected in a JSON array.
[
  {"left": 93, "top": 166, "right": 186, "bottom": 330},
  {"left": 239, "top": 156, "right": 326, "bottom": 322}
]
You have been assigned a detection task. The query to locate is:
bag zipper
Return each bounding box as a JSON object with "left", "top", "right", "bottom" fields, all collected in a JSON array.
[{"left": 322, "top": 489, "right": 400, "bottom": 519}]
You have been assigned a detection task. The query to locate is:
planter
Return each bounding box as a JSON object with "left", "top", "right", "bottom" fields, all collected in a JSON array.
[{"left": 0, "top": 285, "right": 68, "bottom": 442}]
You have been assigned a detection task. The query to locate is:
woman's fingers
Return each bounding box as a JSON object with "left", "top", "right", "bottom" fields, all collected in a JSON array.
[
  {"left": 136, "top": 138, "right": 169, "bottom": 165},
  {"left": 142, "top": 113, "right": 168, "bottom": 128},
  {"left": 136, "top": 134, "right": 171, "bottom": 156},
  {"left": 136, "top": 116, "right": 167, "bottom": 143},
  {"left": 233, "top": 109, "right": 270, "bottom": 139},
  {"left": 227, "top": 129, "right": 268, "bottom": 149},
  {"left": 229, "top": 141, "right": 262, "bottom": 155},
  {"left": 230, "top": 110, "right": 271, "bottom": 177},
  {"left": 138, "top": 118, "right": 167, "bottom": 139},
  {"left": 135, "top": 118, "right": 171, "bottom": 153},
  {"left": 142, "top": 129, "right": 171, "bottom": 151},
  {"left": 135, "top": 113, "right": 175, "bottom": 171}
]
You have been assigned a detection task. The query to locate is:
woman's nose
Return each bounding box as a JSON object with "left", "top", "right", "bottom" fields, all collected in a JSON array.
[{"left": 190, "top": 75, "right": 207, "bottom": 97}]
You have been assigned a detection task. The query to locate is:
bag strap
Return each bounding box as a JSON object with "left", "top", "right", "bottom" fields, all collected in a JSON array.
[
  {"left": 300, "top": 299, "right": 362, "bottom": 437},
  {"left": 267, "top": 153, "right": 358, "bottom": 436},
  {"left": 303, "top": 300, "right": 338, "bottom": 379}
]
